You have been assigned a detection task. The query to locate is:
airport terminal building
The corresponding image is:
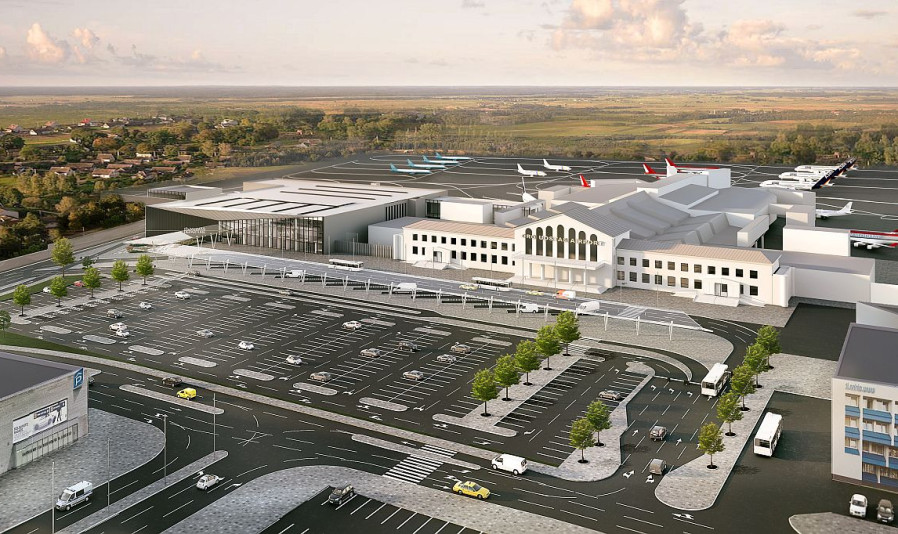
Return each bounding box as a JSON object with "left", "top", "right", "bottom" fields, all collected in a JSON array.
[{"left": 0, "top": 352, "right": 89, "bottom": 474}]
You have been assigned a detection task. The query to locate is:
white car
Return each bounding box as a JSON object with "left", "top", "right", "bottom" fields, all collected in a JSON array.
[
  {"left": 850, "top": 494, "right": 868, "bottom": 518},
  {"left": 285, "top": 270, "right": 305, "bottom": 278},
  {"left": 175, "top": 291, "right": 190, "bottom": 300},
  {"left": 360, "top": 348, "right": 383, "bottom": 358},
  {"left": 139, "top": 301, "right": 152, "bottom": 310},
  {"left": 238, "top": 341, "right": 255, "bottom": 350},
  {"left": 403, "top": 370, "right": 425, "bottom": 380},
  {"left": 196, "top": 473, "right": 223, "bottom": 490},
  {"left": 196, "top": 329, "right": 214, "bottom": 338},
  {"left": 436, "top": 354, "right": 457, "bottom": 364},
  {"left": 115, "top": 329, "right": 131, "bottom": 338},
  {"left": 342, "top": 321, "right": 362, "bottom": 331},
  {"left": 42, "top": 286, "right": 52, "bottom": 293},
  {"left": 286, "top": 355, "right": 302, "bottom": 365},
  {"left": 108, "top": 322, "right": 128, "bottom": 332}
]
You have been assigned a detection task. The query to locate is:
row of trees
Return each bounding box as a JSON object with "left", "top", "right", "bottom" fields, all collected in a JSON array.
[{"left": 697, "top": 325, "right": 782, "bottom": 468}]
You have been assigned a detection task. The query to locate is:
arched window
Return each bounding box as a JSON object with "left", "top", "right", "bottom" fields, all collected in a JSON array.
[
  {"left": 589, "top": 234, "right": 598, "bottom": 262},
  {"left": 578, "top": 231, "right": 586, "bottom": 260},
  {"left": 545, "top": 226, "right": 553, "bottom": 257},
  {"left": 535, "top": 227, "right": 543, "bottom": 256},
  {"left": 557, "top": 225, "right": 565, "bottom": 258},
  {"left": 525, "top": 230, "right": 533, "bottom": 255}
]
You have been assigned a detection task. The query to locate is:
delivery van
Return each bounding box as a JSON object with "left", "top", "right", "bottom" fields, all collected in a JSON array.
[
  {"left": 491, "top": 454, "right": 528, "bottom": 475},
  {"left": 555, "top": 290, "right": 577, "bottom": 300},
  {"left": 576, "top": 300, "right": 602, "bottom": 315},
  {"left": 393, "top": 282, "right": 418, "bottom": 293},
  {"left": 56, "top": 481, "right": 93, "bottom": 511}
]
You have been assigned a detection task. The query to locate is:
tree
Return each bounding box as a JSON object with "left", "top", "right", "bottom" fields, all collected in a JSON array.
[
  {"left": 110, "top": 260, "right": 130, "bottom": 291},
  {"left": 471, "top": 369, "right": 498, "bottom": 416},
  {"left": 569, "top": 417, "right": 594, "bottom": 464},
  {"left": 82, "top": 266, "right": 101, "bottom": 298},
  {"left": 756, "top": 325, "right": 781, "bottom": 369},
  {"left": 51, "top": 237, "right": 74, "bottom": 277},
  {"left": 0, "top": 309, "right": 9, "bottom": 337},
  {"left": 81, "top": 256, "right": 94, "bottom": 268},
  {"left": 744, "top": 343, "right": 769, "bottom": 388},
  {"left": 554, "top": 311, "right": 581, "bottom": 356},
  {"left": 12, "top": 284, "right": 30, "bottom": 316},
  {"left": 0, "top": 135, "right": 25, "bottom": 150},
  {"left": 585, "top": 400, "right": 612, "bottom": 446},
  {"left": 135, "top": 254, "right": 154, "bottom": 285},
  {"left": 49, "top": 276, "right": 68, "bottom": 307},
  {"left": 698, "top": 422, "right": 725, "bottom": 469},
  {"left": 514, "top": 340, "right": 541, "bottom": 386},
  {"left": 494, "top": 355, "right": 520, "bottom": 401},
  {"left": 535, "top": 324, "right": 561, "bottom": 371},
  {"left": 730, "top": 364, "right": 756, "bottom": 410},
  {"left": 716, "top": 391, "right": 742, "bottom": 436}
]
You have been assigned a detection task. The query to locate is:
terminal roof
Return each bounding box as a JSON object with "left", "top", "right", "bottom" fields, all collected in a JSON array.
[
  {"left": 836, "top": 323, "right": 898, "bottom": 385},
  {"left": 0, "top": 352, "right": 81, "bottom": 401}
]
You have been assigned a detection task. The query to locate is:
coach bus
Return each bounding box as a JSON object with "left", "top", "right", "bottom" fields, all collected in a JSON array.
[
  {"left": 753, "top": 412, "right": 783, "bottom": 457},
  {"left": 700, "top": 363, "right": 729, "bottom": 397},
  {"left": 471, "top": 277, "right": 512, "bottom": 291}
]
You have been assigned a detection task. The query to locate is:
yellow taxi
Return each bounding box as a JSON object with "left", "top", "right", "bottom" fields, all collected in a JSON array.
[
  {"left": 452, "top": 480, "right": 490, "bottom": 500},
  {"left": 177, "top": 387, "right": 197, "bottom": 400}
]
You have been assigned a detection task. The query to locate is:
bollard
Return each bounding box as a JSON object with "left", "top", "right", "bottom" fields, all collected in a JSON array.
[
  {"left": 604, "top": 312, "right": 609, "bottom": 331},
  {"left": 669, "top": 321, "right": 674, "bottom": 341},
  {"left": 489, "top": 296, "right": 493, "bottom": 313},
  {"left": 343, "top": 276, "right": 348, "bottom": 290},
  {"left": 366, "top": 278, "right": 370, "bottom": 296},
  {"left": 322, "top": 272, "right": 327, "bottom": 287},
  {"left": 224, "top": 259, "right": 230, "bottom": 273},
  {"left": 636, "top": 316, "right": 640, "bottom": 336}
]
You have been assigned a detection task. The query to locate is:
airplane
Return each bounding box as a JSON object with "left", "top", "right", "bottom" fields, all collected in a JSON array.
[
  {"left": 521, "top": 178, "right": 537, "bottom": 202},
  {"left": 579, "top": 174, "right": 596, "bottom": 188},
  {"left": 778, "top": 171, "right": 826, "bottom": 181},
  {"left": 390, "top": 164, "right": 430, "bottom": 175},
  {"left": 407, "top": 158, "right": 446, "bottom": 170},
  {"left": 760, "top": 170, "right": 836, "bottom": 191},
  {"left": 850, "top": 229, "right": 898, "bottom": 250},
  {"left": 665, "top": 157, "right": 718, "bottom": 175},
  {"left": 642, "top": 164, "right": 665, "bottom": 179},
  {"left": 543, "top": 159, "right": 571, "bottom": 172},
  {"left": 517, "top": 164, "right": 547, "bottom": 177},
  {"left": 816, "top": 202, "right": 853, "bottom": 220},
  {"left": 422, "top": 155, "right": 459, "bottom": 165},
  {"left": 796, "top": 157, "right": 856, "bottom": 176},
  {"left": 434, "top": 152, "right": 471, "bottom": 161}
]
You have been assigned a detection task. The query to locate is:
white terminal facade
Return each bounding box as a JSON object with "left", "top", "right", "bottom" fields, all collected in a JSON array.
[{"left": 147, "top": 164, "right": 879, "bottom": 308}]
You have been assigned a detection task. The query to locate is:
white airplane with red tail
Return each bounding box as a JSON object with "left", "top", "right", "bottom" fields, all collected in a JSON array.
[
  {"left": 850, "top": 229, "right": 898, "bottom": 250},
  {"left": 642, "top": 164, "right": 665, "bottom": 179},
  {"left": 665, "top": 158, "right": 718, "bottom": 175}
]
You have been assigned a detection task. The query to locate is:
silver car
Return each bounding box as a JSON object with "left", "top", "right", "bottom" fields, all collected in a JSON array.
[
  {"left": 403, "top": 370, "right": 425, "bottom": 380},
  {"left": 360, "top": 348, "right": 383, "bottom": 358},
  {"left": 310, "top": 371, "right": 333, "bottom": 383},
  {"left": 436, "top": 354, "right": 457, "bottom": 364},
  {"left": 450, "top": 343, "right": 472, "bottom": 354}
]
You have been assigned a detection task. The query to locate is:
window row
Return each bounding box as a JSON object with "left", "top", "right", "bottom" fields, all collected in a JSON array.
[
  {"left": 411, "top": 234, "right": 513, "bottom": 251},
  {"left": 615, "top": 257, "right": 758, "bottom": 279},
  {"left": 616, "top": 271, "right": 759, "bottom": 295},
  {"left": 411, "top": 246, "right": 510, "bottom": 265},
  {"left": 845, "top": 395, "right": 893, "bottom": 412}
]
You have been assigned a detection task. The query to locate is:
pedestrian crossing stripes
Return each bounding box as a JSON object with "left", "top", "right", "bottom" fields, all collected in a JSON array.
[
  {"left": 383, "top": 454, "right": 444, "bottom": 484},
  {"left": 618, "top": 306, "right": 647, "bottom": 319},
  {"left": 420, "top": 444, "right": 456, "bottom": 457}
]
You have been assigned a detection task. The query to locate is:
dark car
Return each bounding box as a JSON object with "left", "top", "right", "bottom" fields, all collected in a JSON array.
[
  {"left": 397, "top": 341, "right": 418, "bottom": 352},
  {"left": 598, "top": 390, "right": 624, "bottom": 401},
  {"left": 162, "top": 376, "right": 183, "bottom": 388},
  {"left": 650, "top": 425, "right": 668, "bottom": 441},
  {"left": 878, "top": 499, "right": 894, "bottom": 524},
  {"left": 328, "top": 484, "right": 355, "bottom": 505}
]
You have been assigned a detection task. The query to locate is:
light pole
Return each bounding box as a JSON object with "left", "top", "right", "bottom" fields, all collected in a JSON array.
[
  {"left": 107, "top": 438, "right": 111, "bottom": 508},
  {"left": 51, "top": 461, "right": 55, "bottom": 534},
  {"left": 161, "top": 414, "right": 168, "bottom": 485},
  {"left": 213, "top": 393, "right": 217, "bottom": 457}
]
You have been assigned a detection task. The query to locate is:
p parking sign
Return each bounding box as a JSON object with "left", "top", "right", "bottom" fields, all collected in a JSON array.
[{"left": 73, "top": 368, "right": 84, "bottom": 390}]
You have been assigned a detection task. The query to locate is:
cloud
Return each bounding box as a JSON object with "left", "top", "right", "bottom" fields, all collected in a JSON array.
[
  {"left": 852, "top": 9, "right": 887, "bottom": 19},
  {"left": 72, "top": 28, "right": 99, "bottom": 49},
  {"left": 25, "top": 22, "right": 69, "bottom": 63},
  {"left": 462, "top": 0, "right": 485, "bottom": 7}
]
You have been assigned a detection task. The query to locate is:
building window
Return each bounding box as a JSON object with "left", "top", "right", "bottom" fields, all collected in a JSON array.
[
  {"left": 451, "top": 251, "right": 457, "bottom": 259},
  {"left": 867, "top": 398, "right": 890, "bottom": 411},
  {"left": 501, "top": 256, "right": 508, "bottom": 265},
  {"left": 642, "top": 273, "right": 650, "bottom": 283},
  {"left": 412, "top": 234, "right": 418, "bottom": 241},
  {"left": 412, "top": 246, "right": 419, "bottom": 254},
  {"left": 681, "top": 277, "right": 689, "bottom": 288},
  {"left": 681, "top": 263, "right": 688, "bottom": 272},
  {"left": 441, "top": 236, "right": 447, "bottom": 244},
  {"left": 845, "top": 437, "right": 859, "bottom": 449},
  {"left": 617, "top": 271, "right": 625, "bottom": 281},
  {"left": 501, "top": 243, "right": 508, "bottom": 251},
  {"left": 845, "top": 415, "right": 859, "bottom": 428},
  {"left": 630, "top": 257, "right": 637, "bottom": 266},
  {"left": 451, "top": 238, "right": 457, "bottom": 245},
  {"left": 481, "top": 241, "right": 487, "bottom": 248},
  {"left": 750, "top": 270, "right": 758, "bottom": 279},
  {"left": 655, "top": 260, "right": 662, "bottom": 269},
  {"left": 421, "top": 247, "right": 426, "bottom": 255},
  {"left": 722, "top": 267, "right": 730, "bottom": 276},
  {"left": 845, "top": 394, "right": 860, "bottom": 407},
  {"left": 694, "top": 264, "right": 702, "bottom": 273},
  {"left": 667, "top": 276, "right": 675, "bottom": 287},
  {"left": 617, "top": 256, "right": 625, "bottom": 265},
  {"left": 461, "top": 239, "right": 467, "bottom": 246},
  {"left": 491, "top": 255, "right": 497, "bottom": 264},
  {"left": 431, "top": 235, "right": 436, "bottom": 243},
  {"left": 694, "top": 280, "right": 703, "bottom": 290},
  {"left": 480, "top": 254, "right": 487, "bottom": 263},
  {"left": 461, "top": 252, "right": 467, "bottom": 260},
  {"left": 629, "top": 272, "right": 637, "bottom": 282},
  {"left": 655, "top": 275, "right": 662, "bottom": 285},
  {"left": 736, "top": 268, "right": 744, "bottom": 277},
  {"left": 668, "top": 261, "right": 675, "bottom": 270},
  {"left": 425, "top": 199, "right": 441, "bottom": 219},
  {"left": 642, "top": 259, "right": 649, "bottom": 268},
  {"left": 491, "top": 241, "right": 498, "bottom": 250},
  {"left": 749, "top": 286, "right": 758, "bottom": 296},
  {"left": 708, "top": 266, "right": 716, "bottom": 275}
]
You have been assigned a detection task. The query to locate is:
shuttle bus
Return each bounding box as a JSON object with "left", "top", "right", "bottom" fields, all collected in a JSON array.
[
  {"left": 753, "top": 412, "right": 783, "bottom": 457},
  {"left": 471, "top": 277, "right": 512, "bottom": 291},
  {"left": 700, "top": 363, "right": 729, "bottom": 397}
]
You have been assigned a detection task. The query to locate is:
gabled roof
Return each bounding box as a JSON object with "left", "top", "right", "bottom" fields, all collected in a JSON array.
[
  {"left": 518, "top": 205, "right": 631, "bottom": 237},
  {"left": 619, "top": 239, "right": 781, "bottom": 264},
  {"left": 406, "top": 219, "right": 514, "bottom": 238}
]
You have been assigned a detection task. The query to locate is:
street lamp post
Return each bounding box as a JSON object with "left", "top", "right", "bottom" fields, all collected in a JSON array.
[{"left": 161, "top": 414, "right": 168, "bottom": 485}]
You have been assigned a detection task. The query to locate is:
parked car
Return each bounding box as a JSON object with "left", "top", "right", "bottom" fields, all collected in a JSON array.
[
  {"left": 177, "top": 388, "right": 197, "bottom": 400},
  {"left": 174, "top": 291, "right": 190, "bottom": 300},
  {"left": 286, "top": 355, "right": 302, "bottom": 365},
  {"left": 139, "top": 301, "right": 152, "bottom": 310},
  {"left": 310, "top": 371, "right": 333, "bottom": 383},
  {"left": 450, "top": 343, "right": 472, "bottom": 354},
  {"left": 106, "top": 309, "right": 123, "bottom": 318},
  {"left": 850, "top": 494, "right": 868, "bottom": 518},
  {"left": 196, "top": 329, "right": 214, "bottom": 338},
  {"left": 459, "top": 284, "right": 478, "bottom": 291},
  {"left": 650, "top": 425, "right": 668, "bottom": 441},
  {"left": 328, "top": 484, "right": 355, "bottom": 505},
  {"left": 598, "top": 390, "right": 624, "bottom": 401},
  {"left": 108, "top": 322, "right": 127, "bottom": 332},
  {"left": 360, "top": 348, "right": 383, "bottom": 358},
  {"left": 55, "top": 481, "right": 93, "bottom": 511},
  {"left": 114, "top": 329, "right": 131, "bottom": 338},
  {"left": 403, "top": 370, "right": 425, "bottom": 381},
  {"left": 162, "top": 376, "right": 183, "bottom": 388},
  {"left": 342, "top": 320, "right": 362, "bottom": 331},
  {"left": 238, "top": 341, "right": 255, "bottom": 350},
  {"left": 649, "top": 458, "right": 667, "bottom": 476},
  {"left": 518, "top": 303, "right": 539, "bottom": 313},
  {"left": 436, "top": 354, "right": 457, "bottom": 364},
  {"left": 878, "top": 499, "right": 894, "bottom": 524},
  {"left": 74, "top": 280, "right": 84, "bottom": 287},
  {"left": 397, "top": 340, "right": 418, "bottom": 351},
  {"left": 196, "top": 473, "right": 223, "bottom": 490},
  {"left": 452, "top": 480, "right": 489, "bottom": 500},
  {"left": 278, "top": 289, "right": 295, "bottom": 296},
  {"left": 285, "top": 270, "right": 305, "bottom": 278},
  {"left": 42, "top": 286, "right": 52, "bottom": 293},
  {"left": 525, "top": 290, "right": 544, "bottom": 296}
]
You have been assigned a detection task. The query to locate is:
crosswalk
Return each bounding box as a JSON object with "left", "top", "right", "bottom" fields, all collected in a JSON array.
[
  {"left": 383, "top": 445, "right": 455, "bottom": 484},
  {"left": 618, "top": 306, "right": 647, "bottom": 319}
]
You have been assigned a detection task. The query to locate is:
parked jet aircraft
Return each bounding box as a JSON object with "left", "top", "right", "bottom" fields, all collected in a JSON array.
[
  {"left": 518, "top": 164, "right": 547, "bottom": 177},
  {"left": 816, "top": 202, "right": 853, "bottom": 219},
  {"left": 850, "top": 229, "right": 898, "bottom": 249},
  {"left": 434, "top": 152, "right": 471, "bottom": 161},
  {"left": 778, "top": 171, "right": 826, "bottom": 181},
  {"left": 521, "top": 178, "right": 537, "bottom": 202},
  {"left": 422, "top": 155, "right": 458, "bottom": 165},
  {"left": 796, "top": 157, "right": 856, "bottom": 176},
  {"left": 390, "top": 164, "right": 430, "bottom": 175},
  {"left": 543, "top": 159, "right": 571, "bottom": 172},
  {"left": 407, "top": 158, "right": 446, "bottom": 170},
  {"left": 642, "top": 164, "right": 665, "bottom": 178},
  {"left": 665, "top": 158, "right": 718, "bottom": 174},
  {"left": 760, "top": 170, "right": 836, "bottom": 190}
]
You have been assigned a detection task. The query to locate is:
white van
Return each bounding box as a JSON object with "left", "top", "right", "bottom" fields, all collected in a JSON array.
[
  {"left": 285, "top": 269, "right": 305, "bottom": 278},
  {"left": 56, "top": 481, "right": 93, "bottom": 511},
  {"left": 393, "top": 282, "right": 417, "bottom": 293},
  {"left": 491, "top": 454, "right": 528, "bottom": 475},
  {"left": 576, "top": 300, "right": 602, "bottom": 315},
  {"left": 518, "top": 303, "right": 540, "bottom": 313},
  {"left": 555, "top": 290, "right": 577, "bottom": 300}
]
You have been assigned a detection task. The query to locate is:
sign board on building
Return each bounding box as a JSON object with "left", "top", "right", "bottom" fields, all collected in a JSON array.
[
  {"left": 12, "top": 399, "right": 68, "bottom": 444},
  {"left": 73, "top": 368, "right": 83, "bottom": 390},
  {"left": 184, "top": 226, "right": 208, "bottom": 237}
]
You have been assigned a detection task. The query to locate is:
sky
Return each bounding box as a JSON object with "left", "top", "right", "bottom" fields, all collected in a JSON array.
[{"left": 0, "top": 0, "right": 897, "bottom": 86}]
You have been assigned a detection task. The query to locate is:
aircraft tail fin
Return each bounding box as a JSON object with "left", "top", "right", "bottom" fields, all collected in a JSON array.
[
  {"left": 407, "top": 159, "right": 415, "bottom": 167},
  {"left": 423, "top": 156, "right": 432, "bottom": 163},
  {"left": 665, "top": 157, "right": 676, "bottom": 167},
  {"left": 579, "top": 174, "right": 589, "bottom": 188},
  {"left": 435, "top": 152, "right": 443, "bottom": 158},
  {"left": 842, "top": 202, "right": 853, "bottom": 214},
  {"left": 390, "top": 164, "right": 398, "bottom": 171},
  {"left": 643, "top": 164, "right": 658, "bottom": 174},
  {"left": 518, "top": 164, "right": 525, "bottom": 172}
]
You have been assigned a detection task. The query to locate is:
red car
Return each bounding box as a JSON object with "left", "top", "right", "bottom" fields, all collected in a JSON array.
[{"left": 74, "top": 280, "right": 85, "bottom": 287}]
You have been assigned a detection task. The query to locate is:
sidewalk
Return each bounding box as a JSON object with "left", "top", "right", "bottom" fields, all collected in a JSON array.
[{"left": 790, "top": 512, "right": 894, "bottom": 533}]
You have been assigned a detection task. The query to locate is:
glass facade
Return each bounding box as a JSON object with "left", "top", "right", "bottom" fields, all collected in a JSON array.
[{"left": 220, "top": 217, "right": 324, "bottom": 253}]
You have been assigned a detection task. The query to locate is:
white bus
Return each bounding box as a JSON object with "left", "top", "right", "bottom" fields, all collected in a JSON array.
[
  {"left": 753, "top": 412, "right": 783, "bottom": 457},
  {"left": 700, "top": 363, "right": 729, "bottom": 397},
  {"left": 471, "top": 277, "right": 512, "bottom": 292}
]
